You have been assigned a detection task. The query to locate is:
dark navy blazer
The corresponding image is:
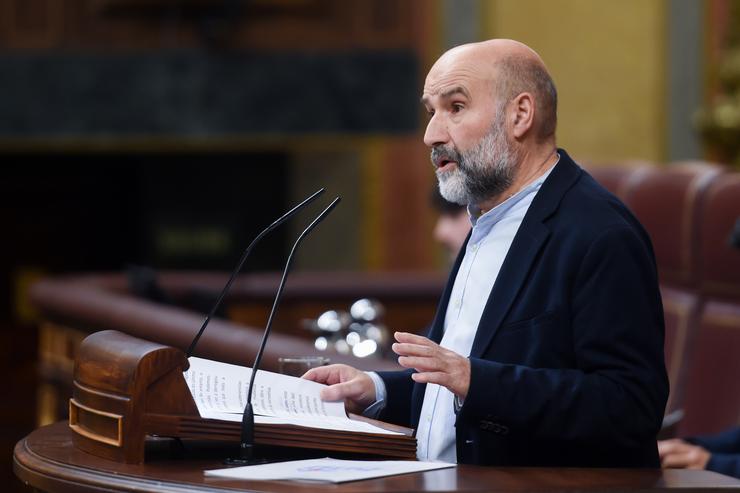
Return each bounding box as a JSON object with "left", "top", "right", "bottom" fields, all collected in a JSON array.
[{"left": 378, "top": 149, "right": 669, "bottom": 467}]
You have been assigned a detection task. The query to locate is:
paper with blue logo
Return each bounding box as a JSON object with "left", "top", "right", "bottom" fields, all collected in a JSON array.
[{"left": 204, "top": 457, "right": 455, "bottom": 483}]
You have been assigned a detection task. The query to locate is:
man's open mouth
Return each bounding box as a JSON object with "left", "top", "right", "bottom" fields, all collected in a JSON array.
[{"left": 437, "top": 159, "right": 457, "bottom": 171}]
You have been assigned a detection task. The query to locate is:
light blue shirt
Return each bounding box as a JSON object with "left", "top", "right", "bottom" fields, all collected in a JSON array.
[{"left": 366, "top": 159, "right": 556, "bottom": 462}]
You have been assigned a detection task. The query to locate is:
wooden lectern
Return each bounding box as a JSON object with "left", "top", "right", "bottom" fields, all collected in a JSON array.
[{"left": 69, "top": 330, "right": 415, "bottom": 463}]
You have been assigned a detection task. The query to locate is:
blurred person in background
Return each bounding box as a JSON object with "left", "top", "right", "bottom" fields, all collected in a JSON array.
[
  {"left": 430, "top": 188, "right": 471, "bottom": 263},
  {"left": 659, "top": 428, "right": 740, "bottom": 478},
  {"left": 657, "top": 222, "right": 740, "bottom": 479}
]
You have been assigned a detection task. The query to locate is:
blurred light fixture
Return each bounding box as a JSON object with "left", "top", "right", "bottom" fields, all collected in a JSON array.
[{"left": 303, "top": 298, "right": 389, "bottom": 359}]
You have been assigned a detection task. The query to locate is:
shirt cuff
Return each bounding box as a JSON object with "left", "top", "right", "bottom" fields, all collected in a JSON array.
[
  {"left": 362, "top": 371, "right": 387, "bottom": 418},
  {"left": 454, "top": 394, "right": 464, "bottom": 414}
]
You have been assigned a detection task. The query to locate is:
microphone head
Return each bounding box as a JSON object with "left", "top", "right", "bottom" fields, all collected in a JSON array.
[{"left": 302, "top": 197, "right": 341, "bottom": 235}]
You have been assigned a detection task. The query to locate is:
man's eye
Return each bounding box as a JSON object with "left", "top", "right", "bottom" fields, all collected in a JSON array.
[{"left": 451, "top": 104, "right": 464, "bottom": 113}]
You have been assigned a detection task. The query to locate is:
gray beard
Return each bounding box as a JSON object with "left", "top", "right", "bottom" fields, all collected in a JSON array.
[{"left": 433, "top": 116, "right": 516, "bottom": 206}]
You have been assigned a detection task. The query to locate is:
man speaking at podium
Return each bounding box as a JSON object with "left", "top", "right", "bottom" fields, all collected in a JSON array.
[{"left": 304, "top": 39, "right": 668, "bottom": 467}]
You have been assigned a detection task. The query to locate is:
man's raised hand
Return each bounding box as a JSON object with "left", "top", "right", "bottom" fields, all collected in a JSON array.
[{"left": 392, "top": 331, "right": 471, "bottom": 399}]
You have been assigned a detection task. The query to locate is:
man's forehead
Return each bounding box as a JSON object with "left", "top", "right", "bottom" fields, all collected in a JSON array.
[{"left": 422, "top": 65, "right": 493, "bottom": 102}]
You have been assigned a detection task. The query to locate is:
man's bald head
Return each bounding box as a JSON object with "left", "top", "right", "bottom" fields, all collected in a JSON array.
[
  {"left": 424, "top": 39, "right": 559, "bottom": 208},
  {"left": 431, "top": 39, "right": 558, "bottom": 142},
  {"left": 493, "top": 52, "right": 558, "bottom": 141}
]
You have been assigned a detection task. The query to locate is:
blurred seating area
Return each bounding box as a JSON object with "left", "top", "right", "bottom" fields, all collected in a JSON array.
[{"left": 586, "top": 161, "right": 740, "bottom": 437}]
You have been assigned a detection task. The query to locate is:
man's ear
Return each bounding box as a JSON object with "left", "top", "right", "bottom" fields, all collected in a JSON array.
[{"left": 511, "top": 92, "right": 535, "bottom": 139}]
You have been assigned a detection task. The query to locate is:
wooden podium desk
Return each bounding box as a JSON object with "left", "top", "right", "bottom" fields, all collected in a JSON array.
[{"left": 14, "top": 423, "right": 740, "bottom": 493}]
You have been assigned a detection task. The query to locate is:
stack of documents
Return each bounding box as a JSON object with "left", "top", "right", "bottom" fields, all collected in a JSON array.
[{"left": 178, "top": 357, "right": 416, "bottom": 458}]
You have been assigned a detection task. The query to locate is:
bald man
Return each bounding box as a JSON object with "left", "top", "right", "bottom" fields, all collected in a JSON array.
[{"left": 305, "top": 40, "right": 668, "bottom": 468}]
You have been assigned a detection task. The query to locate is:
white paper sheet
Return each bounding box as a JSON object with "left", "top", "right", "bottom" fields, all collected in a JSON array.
[
  {"left": 184, "top": 357, "right": 401, "bottom": 435},
  {"left": 204, "top": 457, "right": 456, "bottom": 483}
]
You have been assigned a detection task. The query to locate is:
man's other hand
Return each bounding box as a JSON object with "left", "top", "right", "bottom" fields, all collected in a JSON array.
[
  {"left": 658, "top": 439, "right": 711, "bottom": 469},
  {"left": 392, "top": 331, "right": 471, "bottom": 399},
  {"left": 302, "top": 364, "right": 376, "bottom": 414}
]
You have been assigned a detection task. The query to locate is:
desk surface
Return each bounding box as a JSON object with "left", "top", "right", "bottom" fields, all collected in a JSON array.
[{"left": 14, "top": 422, "right": 740, "bottom": 493}]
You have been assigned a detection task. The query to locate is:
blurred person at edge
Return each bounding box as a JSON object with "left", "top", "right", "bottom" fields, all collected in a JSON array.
[
  {"left": 659, "top": 429, "right": 740, "bottom": 478},
  {"left": 304, "top": 39, "right": 668, "bottom": 467},
  {"left": 431, "top": 188, "right": 471, "bottom": 263},
  {"left": 658, "top": 228, "right": 740, "bottom": 479}
]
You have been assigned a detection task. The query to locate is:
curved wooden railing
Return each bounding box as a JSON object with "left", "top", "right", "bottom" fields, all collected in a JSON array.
[{"left": 30, "top": 271, "right": 447, "bottom": 373}]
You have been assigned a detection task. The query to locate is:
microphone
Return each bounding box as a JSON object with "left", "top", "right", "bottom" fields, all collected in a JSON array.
[
  {"left": 185, "top": 188, "right": 325, "bottom": 358},
  {"left": 226, "top": 196, "right": 341, "bottom": 465}
]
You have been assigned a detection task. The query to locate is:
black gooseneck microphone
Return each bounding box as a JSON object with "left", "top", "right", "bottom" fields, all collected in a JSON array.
[
  {"left": 225, "top": 196, "right": 341, "bottom": 466},
  {"left": 185, "top": 188, "right": 325, "bottom": 358}
]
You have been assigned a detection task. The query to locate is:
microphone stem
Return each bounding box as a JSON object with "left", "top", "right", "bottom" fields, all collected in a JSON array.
[
  {"left": 185, "top": 188, "right": 324, "bottom": 358},
  {"left": 240, "top": 197, "right": 341, "bottom": 460},
  {"left": 246, "top": 197, "right": 341, "bottom": 400}
]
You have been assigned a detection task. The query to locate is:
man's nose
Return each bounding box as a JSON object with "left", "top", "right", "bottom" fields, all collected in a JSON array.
[{"left": 423, "top": 114, "right": 449, "bottom": 148}]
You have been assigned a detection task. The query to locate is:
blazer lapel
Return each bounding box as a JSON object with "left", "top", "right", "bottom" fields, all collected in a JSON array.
[
  {"left": 469, "top": 222, "right": 550, "bottom": 358},
  {"left": 470, "top": 150, "right": 583, "bottom": 358}
]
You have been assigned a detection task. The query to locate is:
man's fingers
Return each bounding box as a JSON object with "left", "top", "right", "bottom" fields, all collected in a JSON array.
[
  {"left": 392, "top": 342, "right": 435, "bottom": 357},
  {"left": 301, "top": 366, "right": 326, "bottom": 382},
  {"left": 319, "top": 379, "right": 365, "bottom": 402},
  {"left": 658, "top": 440, "right": 687, "bottom": 458},
  {"left": 392, "top": 333, "right": 470, "bottom": 398},
  {"left": 394, "top": 331, "right": 435, "bottom": 346},
  {"left": 302, "top": 364, "right": 374, "bottom": 413},
  {"left": 411, "top": 371, "right": 448, "bottom": 387},
  {"left": 661, "top": 451, "right": 692, "bottom": 469},
  {"left": 398, "top": 355, "right": 443, "bottom": 372},
  {"left": 658, "top": 439, "right": 711, "bottom": 470},
  {"left": 301, "top": 364, "right": 352, "bottom": 385}
]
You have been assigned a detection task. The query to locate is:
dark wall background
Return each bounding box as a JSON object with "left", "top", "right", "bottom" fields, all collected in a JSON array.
[
  {"left": 0, "top": 2, "right": 433, "bottom": 490},
  {"left": 0, "top": 51, "right": 418, "bottom": 137},
  {"left": 2, "top": 153, "right": 290, "bottom": 273}
]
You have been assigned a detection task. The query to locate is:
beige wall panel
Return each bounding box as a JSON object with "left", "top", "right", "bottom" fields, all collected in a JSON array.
[
  {"left": 483, "top": 0, "right": 667, "bottom": 163},
  {"left": 290, "top": 150, "right": 363, "bottom": 271}
]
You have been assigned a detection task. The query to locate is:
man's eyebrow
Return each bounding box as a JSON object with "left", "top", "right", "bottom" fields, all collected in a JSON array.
[{"left": 420, "top": 86, "right": 470, "bottom": 105}]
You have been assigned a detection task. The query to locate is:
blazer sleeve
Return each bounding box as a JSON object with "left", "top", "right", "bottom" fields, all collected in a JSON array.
[
  {"left": 457, "top": 226, "right": 669, "bottom": 448},
  {"left": 705, "top": 454, "right": 740, "bottom": 479},
  {"left": 375, "top": 369, "right": 415, "bottom": 427},
  {"left": 688, "top": 427, "right": 740, "bottom": 454}
]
